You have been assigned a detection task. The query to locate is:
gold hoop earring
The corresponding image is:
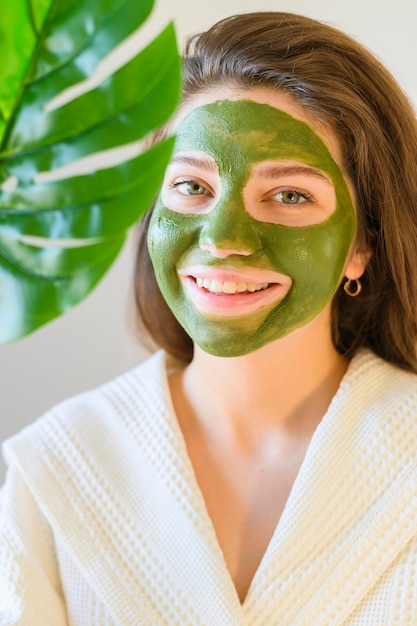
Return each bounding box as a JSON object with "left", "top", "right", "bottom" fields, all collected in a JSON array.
[{"left": 344, "top": 278, "right": 362, "bottom": 297}]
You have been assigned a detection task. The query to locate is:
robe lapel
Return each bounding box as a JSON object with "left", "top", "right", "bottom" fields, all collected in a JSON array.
[
  {"left": 5, "top": 352, "right": 246, "bottom": 626},
  {"left": 243, "top": 351, "right": 417, "bottom": 625},
  {"left": 8, "top": 350, "right": 417, "bottom": 625}
]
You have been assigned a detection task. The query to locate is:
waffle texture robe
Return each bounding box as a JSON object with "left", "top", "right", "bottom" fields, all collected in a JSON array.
[{"left": 2, "top": 349, "right": 417, "bottom": 625}]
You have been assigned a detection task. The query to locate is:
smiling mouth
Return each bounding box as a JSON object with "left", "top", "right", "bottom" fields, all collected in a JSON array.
[
  {"left": 179, "top": 270, "right": 291, "bottom": 318},
  {"left": 177, "top": 264, "right": 292, "bottom": 317},
  {"left": 195, "top": 277, "right": 270, "bottom": 294}
]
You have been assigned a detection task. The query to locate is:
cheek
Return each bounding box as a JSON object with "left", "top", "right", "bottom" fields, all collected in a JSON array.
[
  {"left": 147, "top": 206, "right": 198, "bottom": 279},
  {"left": 256, "top": 223, "right": 354, "bottom": 336},
  {"left": 260, "top": 220, "right": 353, "bottom": 286}
]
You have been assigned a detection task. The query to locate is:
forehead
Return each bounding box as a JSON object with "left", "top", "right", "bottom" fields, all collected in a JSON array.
[{"left": 173, "top": 99, "right": 342, "bottom": 183}]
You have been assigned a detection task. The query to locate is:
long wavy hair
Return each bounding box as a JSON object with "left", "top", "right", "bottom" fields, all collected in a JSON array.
[{"left": 134, "top": 12, "right": 417, "bottom": 372}]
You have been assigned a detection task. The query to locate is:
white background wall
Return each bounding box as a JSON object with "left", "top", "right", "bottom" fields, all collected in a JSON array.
[{"left": 1, "top": 0, "right": 416, "bottom": 482}]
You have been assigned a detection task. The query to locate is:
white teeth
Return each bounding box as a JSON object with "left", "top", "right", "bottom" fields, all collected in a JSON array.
[
  {"left": 223, "top": 281, "right": 237, "bottom": 294},
  {"left": 196, "top": 277, "right": 269, "bottom": 294}
]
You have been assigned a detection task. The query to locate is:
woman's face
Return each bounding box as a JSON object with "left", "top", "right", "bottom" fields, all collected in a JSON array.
[{"left": 148, "top": 87, "right": 366, "bottom": 357}]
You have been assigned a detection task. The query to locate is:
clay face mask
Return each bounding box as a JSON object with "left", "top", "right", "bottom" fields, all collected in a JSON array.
[{"left": 148, "top": 99, "right": 356, "bottom": 357}]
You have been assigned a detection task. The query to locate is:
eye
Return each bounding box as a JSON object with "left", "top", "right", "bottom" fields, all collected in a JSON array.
[
  {"left": 271, "top": 189, "right": 313, "bottom": 204},
  {"left": 162, "top": 173, "right": 216, "bottom": 215},
  {"left": 172, "top": 179, "right": 211, "bottom": 196}
]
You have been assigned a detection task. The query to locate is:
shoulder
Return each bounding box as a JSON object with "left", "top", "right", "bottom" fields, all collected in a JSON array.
[
  {"left": 2, "top": 350, "right": 182, "bottom": 472},
  {"left": 338, "top": 349, "right": 417, "bottom": 431},
  {"left": 346, "top": 349, "right": 417, "bottom": 398}
]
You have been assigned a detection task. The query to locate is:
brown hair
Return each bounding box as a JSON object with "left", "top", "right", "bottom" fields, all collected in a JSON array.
[{"left": 134, "top": 12, "right": 417, "bottom": 371}]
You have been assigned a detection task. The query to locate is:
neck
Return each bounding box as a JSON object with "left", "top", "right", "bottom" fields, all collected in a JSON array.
[{"left": 170, "top": 312, "right": 349, "bottom": 448}]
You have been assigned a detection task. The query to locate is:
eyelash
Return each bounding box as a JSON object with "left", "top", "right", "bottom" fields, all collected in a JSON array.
[
  {"left": 171, "top": 178, "right": 193, "bottom": 187},
  {"left": 270, "top": 188, "right": 314, "bottom": 203},
  {"left": 170, "top": 179, "right": 211, "bottom": 194}
]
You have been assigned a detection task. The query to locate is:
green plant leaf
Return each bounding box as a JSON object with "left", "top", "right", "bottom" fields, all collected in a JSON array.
[{"left": 0, "top": 0, "right": 181, "bottom": 342}]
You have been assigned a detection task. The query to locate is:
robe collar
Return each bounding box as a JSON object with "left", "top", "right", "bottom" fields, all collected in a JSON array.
[{"left": 5, "top": 350, "right": 417, "bottom": 625}]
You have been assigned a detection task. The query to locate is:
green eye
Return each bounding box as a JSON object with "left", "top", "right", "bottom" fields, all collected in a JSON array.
[
  {"left": 173, "top": 180, "right": 209, "bottom": 196},
  {"left": 187, "top": 182, "right": 207, "bottom": 195},
  {"left": 270, "top": 189, "right": 313, "bottom": 204},
  {"left": 279, "top": 190, "right": 302, "bottom": 204}
]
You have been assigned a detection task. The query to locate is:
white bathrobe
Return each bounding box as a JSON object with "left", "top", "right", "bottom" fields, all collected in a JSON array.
[{"left": 2, "top": 349, "right": 417, "bottom": 625}]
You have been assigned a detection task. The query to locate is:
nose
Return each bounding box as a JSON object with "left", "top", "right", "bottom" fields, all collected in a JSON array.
[{"left": 199, "top": 195, "right": 261, "bottom": 258}]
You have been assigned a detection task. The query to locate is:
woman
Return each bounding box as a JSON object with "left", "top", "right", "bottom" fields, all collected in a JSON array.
[{"left": 2, "top": 12, "right": 417, "bottom": 626}]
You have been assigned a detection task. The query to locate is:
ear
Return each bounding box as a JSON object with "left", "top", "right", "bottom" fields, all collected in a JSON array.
[{"left": 344, "top": 245, "right": 372, "bottom": 281}]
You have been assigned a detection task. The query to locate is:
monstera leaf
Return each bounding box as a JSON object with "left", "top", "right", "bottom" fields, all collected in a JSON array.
[{"left": 0, "top": 0, "right": 181, "bottom": 342}]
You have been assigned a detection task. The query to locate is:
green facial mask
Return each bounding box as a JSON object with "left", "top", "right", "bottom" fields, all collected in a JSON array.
[{"left": 148, "top": 100, "right": 356, "bottom": 357}]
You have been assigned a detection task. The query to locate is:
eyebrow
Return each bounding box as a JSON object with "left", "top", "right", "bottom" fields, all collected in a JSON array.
[
  {"left": 253, "top": 163, "right": 332, "bottom": 185},
  {"left": 169, "top": 155, "right": 218, "bottom": 173},
  {"left": 169, "top": 156, "right": 333, "bottom": 185}
]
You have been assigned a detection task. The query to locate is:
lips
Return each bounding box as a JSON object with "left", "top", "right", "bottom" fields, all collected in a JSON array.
[{"left": 178, "top": 265, "right": 292, "bottom": 317}]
